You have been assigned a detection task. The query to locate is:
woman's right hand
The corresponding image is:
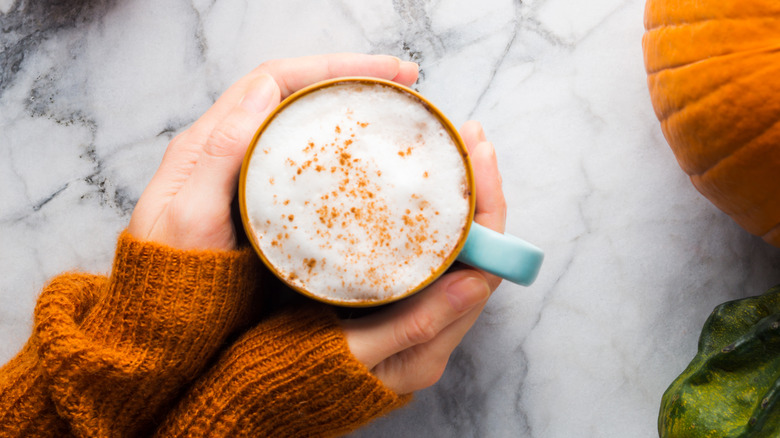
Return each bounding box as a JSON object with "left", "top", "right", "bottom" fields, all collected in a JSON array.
[{"left": 343, "top": 121, "right": 507, "bottom": 394}]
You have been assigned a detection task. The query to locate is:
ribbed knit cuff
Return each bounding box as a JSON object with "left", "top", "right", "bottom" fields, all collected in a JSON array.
[
  {"left": 33, "top": 231, "right": 263, "bottom": 437},
  {"left": 80, "top": 231, "right": 261, "bottom": 372},
  {"left": 157, "top": 306, "right": 410, "bottom": 437}
]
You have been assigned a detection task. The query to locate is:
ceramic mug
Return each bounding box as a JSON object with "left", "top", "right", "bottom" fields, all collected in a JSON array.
[{"left": 239, "top": 77, "right": 543, "bottom": 306}]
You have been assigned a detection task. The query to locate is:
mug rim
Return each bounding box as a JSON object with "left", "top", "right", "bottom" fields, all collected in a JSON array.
[{"left": 238, "top": 77, "right": 476, "bottom": 307}]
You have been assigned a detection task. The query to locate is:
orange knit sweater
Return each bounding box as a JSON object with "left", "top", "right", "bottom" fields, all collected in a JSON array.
[{"left": 0, "top": 232, "right": 407, "bottom": 437}]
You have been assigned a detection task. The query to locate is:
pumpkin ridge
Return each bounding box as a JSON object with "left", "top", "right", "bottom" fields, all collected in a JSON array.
[
  {"left": 643, "top": 15, "right": 780, "bottom": 74},
  {"left": 686, "top": 174, "right": 778, "bottom": 231},
  {"left": 654, "top": 56, "right": 780, "bottom": 175},
  {"left": 763, "top": 222, "right": 780, "bottom": 245},
  {"left": 644, "top": 16, "right": 780, "bottom": 33},
  {"left": 646, "top": 43, "right": 780, "bottom": 78},
  {"left": 646, "top": 52, "right": 780, "bottom": 130},
  {"left": 653, "top": 62, "right": 771, "bottom": 125},
  {"left": 690, "top": 140, "right": 780, "bottom": 238},
  {"left": 687, "top": 113, "right": 780, "bottom": 178}
]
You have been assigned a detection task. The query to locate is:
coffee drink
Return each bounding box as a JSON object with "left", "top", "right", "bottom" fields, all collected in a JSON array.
[{"left": 241, "top": 79, "right": 473, "bottom": 305}]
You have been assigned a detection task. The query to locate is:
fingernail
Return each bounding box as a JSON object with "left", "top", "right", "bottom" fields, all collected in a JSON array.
[
  {"left": 401, "top": 60, "right": 419, "bottom": 71},
  {"left": 376, "top": 54, "right": 402, "bottom": 65},
  {"left": 239, "top": 74, "right": 277, "bottom": 114},
  {"left": 476, "top": 123, "right": 487, "bottom": 142},
  {"left": 446, "top": 275, "right": 490, "bottom": 312}
]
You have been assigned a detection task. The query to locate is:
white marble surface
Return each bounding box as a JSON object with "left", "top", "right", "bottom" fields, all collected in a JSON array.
[{"left": 2, "top": 0, "right": 779, "bottom": 436}]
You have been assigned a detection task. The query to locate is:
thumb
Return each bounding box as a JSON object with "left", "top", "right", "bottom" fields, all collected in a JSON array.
[
  {"left": 343, "top": 271, "right": 490, "bottom": 369},
  {"left": 182, "top": 74, "right": 281, "bottom": 207}
]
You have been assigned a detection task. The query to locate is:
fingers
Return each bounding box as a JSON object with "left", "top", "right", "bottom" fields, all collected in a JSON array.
[
  {"left": 472, "top": 141, "right": 507, "bottom": 232},
  {"left": 461, "top": 121, "right": 507, "bottom": 234},
  {"left": 460, "top": 121, "right": 507, "bottom": 289},
  {"left": 179, "top": 53, "right": 419, "bottom": 167},
  {"left": 257, "top": 53, "right": 418, "bottom": 97},
  {"left": 343, "top": 270, "right": 490, "bottom": 371},
  {"left": 392, "top": 60, "right": 420, "bottom": 87},
  {"left": 460, "top": 119, "right": 487, "bottom": 145}
]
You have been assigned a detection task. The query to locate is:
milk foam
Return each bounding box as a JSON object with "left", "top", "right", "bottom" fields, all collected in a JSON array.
[{"left": 244, "top": 82, "right": 470, "bottom": 303}]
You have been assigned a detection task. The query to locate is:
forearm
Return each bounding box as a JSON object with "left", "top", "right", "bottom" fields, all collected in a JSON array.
[{"left": 0, "top": 232, "right": 263, "bottom": 437}]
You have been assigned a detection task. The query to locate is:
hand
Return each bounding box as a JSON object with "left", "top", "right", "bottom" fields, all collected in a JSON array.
[
  {"left": 343, "top": 121, "right": 507, "bottom": 394},
  {"left": 128, "top": 54, "right": 420, "bottom": 250}
]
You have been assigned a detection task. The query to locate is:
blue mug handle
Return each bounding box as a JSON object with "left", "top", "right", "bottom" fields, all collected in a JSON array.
[{"left": 456, "top": 223, "right": 544, "bottom": 286}]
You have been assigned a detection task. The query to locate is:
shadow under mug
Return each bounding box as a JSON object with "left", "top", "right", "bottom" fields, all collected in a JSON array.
[{"left": 239, "top": 77, "right": 543, "bottom": 306}]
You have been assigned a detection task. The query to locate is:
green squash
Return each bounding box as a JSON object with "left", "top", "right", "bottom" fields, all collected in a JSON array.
[{"left": 660, "top": 285, "right": 780, "bottom": 437}]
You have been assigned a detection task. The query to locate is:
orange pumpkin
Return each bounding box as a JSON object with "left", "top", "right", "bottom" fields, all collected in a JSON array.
[{"left": 642, "top": 0, "right": 780, "bottom": 247}]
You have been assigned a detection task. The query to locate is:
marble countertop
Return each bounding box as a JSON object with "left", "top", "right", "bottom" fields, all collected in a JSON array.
[{"left": 2, "top": 0, "right": 780, "bottom": 436}]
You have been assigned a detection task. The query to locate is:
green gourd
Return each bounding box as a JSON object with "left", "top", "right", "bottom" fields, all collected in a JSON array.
[{"left": 660, "top": 285, "right": 780, "bottom": 437}]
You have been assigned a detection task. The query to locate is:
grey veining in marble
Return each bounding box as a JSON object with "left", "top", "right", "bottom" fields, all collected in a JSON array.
[{"left": 2, "top": 0, "right": 780, "bottom": 437}]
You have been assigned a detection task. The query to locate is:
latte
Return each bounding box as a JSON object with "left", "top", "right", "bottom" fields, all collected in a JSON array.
[{"left": 242, "top": 79, "right": 472, "bottom": 305}]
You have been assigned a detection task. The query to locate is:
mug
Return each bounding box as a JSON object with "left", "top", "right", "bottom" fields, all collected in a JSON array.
[{"left": 239, "top": 77, "right": 543, "bottom": 306}]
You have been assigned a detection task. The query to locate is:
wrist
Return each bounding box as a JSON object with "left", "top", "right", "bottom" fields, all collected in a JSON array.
[{"left": 127, "top": 214, "right": 238, "bottom": 252}]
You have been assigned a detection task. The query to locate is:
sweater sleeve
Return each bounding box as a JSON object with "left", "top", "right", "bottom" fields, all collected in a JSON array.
[
  {"left": 0, "top": 231, "right": 262, "bottom": 437},
  {"left": 0, "top": 273, "right": 105, "bottom": 437},
  {"left": 154, "top": 306, "right": 410, "bottom": 438}
]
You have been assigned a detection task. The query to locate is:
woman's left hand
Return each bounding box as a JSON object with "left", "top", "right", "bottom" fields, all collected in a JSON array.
[{"left": 128, "top": 54, "right": 419, "bottom": 251}]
